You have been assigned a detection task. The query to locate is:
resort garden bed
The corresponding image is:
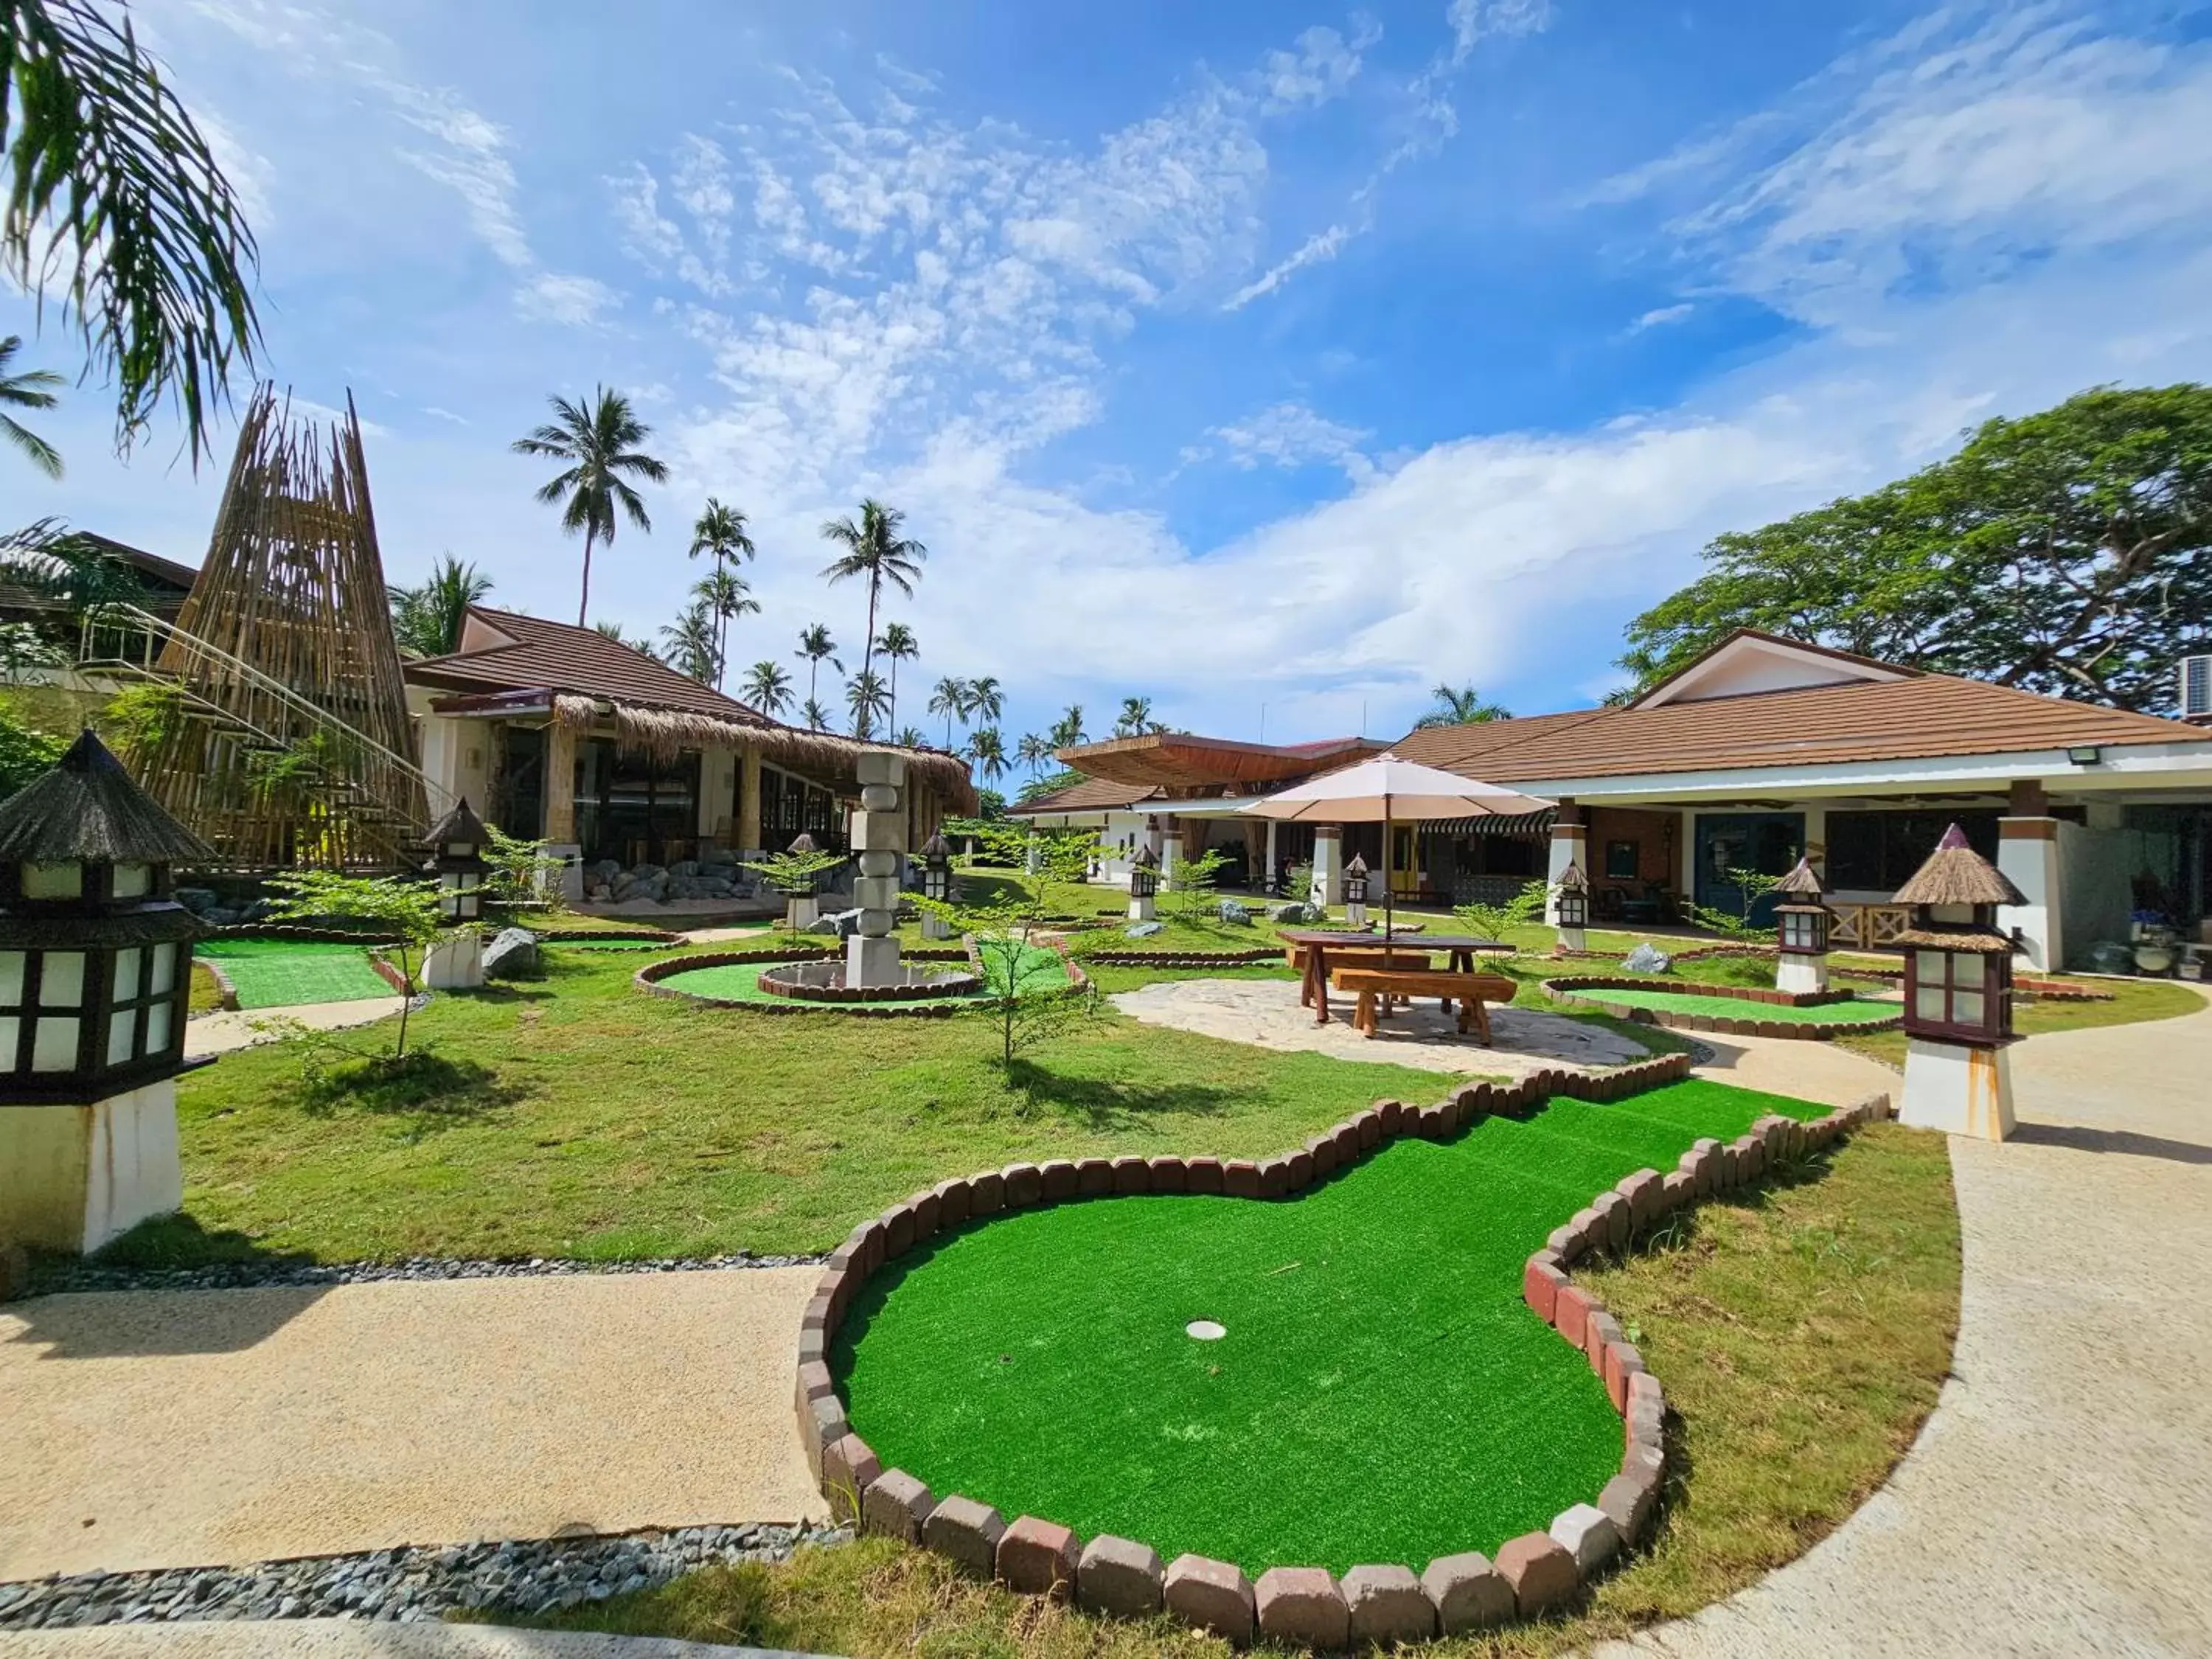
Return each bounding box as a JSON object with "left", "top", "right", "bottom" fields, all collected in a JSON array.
[
  {"left": 192, "top": 937, "right": 400, "bottom": 1010},
  {"left": 636, "top": 944, "right": 1080, "bottom": 1018},
  {"left": 1541, "top": 977, "right": 1903, "bottom": 1040}
]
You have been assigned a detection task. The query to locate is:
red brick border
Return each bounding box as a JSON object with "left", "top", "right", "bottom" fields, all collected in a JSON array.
[
  {"left": 794, "top": 1057, "right": 1893, "bottom": 1642},
  {"left": 635, "top": 945, "right": 1088, "bottom": 1020}
]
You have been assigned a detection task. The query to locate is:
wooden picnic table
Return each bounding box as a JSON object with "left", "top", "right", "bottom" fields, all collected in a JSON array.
[{"left": 1278, "top": 929, "right": 1509, "bottom": 1026}]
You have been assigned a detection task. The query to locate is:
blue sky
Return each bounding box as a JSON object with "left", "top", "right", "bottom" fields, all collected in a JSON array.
[{"left": 8, "top": 0, "right": 2212, "bottom": 755}]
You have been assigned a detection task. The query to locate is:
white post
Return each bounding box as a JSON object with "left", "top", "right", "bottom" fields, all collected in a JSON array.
[
  {"left": 1265, "top": 818, "right": 1280, "bottom": 898},
  {"left": 1547, "top": 810, "right": 1586, "bottom": 925},
  {"left": 847, "top": 754, "right": 907, "bottom": 987},
  {"left": 1312, "top": 827, "right": 1343, "bottom": 908},
  {"left": 424, "top": 930, "right": 484, "bottom": 990},
  {"left": 1998, "top": 818, "right": 2062, "bottom": 973},
  {"left": 1901, "top": 1038, "right": 2015, "bottom": 1141}
]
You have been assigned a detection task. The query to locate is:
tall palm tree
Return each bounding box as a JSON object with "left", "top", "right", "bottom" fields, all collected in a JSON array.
[
  {"left": 799, "top": 695, "right": 831, "bottom": 732},
  {"left": 874, "top": 621, "right": 919, "bottom": 733},
  {"left": 895, "top": 726, "right": 923, "bottom": 749},
  {"left": 689, "top": 498, "right": 756, "bottom": 687},
  {"left": 1413, "top": 683, "right": 1512, "bottom": 728},
  {"left": 967, "top": 726, "right": 1008, "bottom": 785},
  {"left": 511, "top": 386, "right": 668, "bottom": 626},
  {"left": 1113, "top": 696, "right": 1155, "bottom": 738},
  {"left": 1048, "top": 705, "right": 1088, "bottom": 748},
  {"left": 692, "top": 566, "right": 759, "bottom": 688},
  {"left": 742, "top": 659, "right": 793, "bottom": 717},
  {"left": 819, "top": 498, "right": 925, "bottom": 695},
  {"left": 593, "top": 619, "right": 658, "bottom": 658},
  {"left": 967, "top": 675, "right": 1004, "bottom": 728},
  {"left": 796, "top": 624, "right": 841, "bottom": 707},
  {"left": 388, "top": 554, "right": 492, "bottom": 658},
  {"left": 0, "top": 337, "right": 63, "bottom": 477},
  {"left": 928, "top": 675, "right": 971, "bottom": 748},
  {"left": 845, "top": 668, "right": 892, "bottom": 739},
  {"left": 1016, "top": 731, "right": 1051, "bottom": 777},
  {"left": 660, "top": 602, "right": 720, "bottom": 684}
]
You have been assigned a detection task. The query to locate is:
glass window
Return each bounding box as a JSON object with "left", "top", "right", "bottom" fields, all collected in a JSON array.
[
  {"left": 0, "top": 950, "right": 21, "bottom": 1006},
  {"left": 111, "top": 863, "right": 151, "bottom": 898},
  {"left": 107, "top": 1009, "right": 137, "bottom": 1067},
  {"left": 1915, "top": 984, "right": 1947, "bottom": 1021},
  {"left": 41, "top": 953, "right": 86, "bottom": 1008},
  {"left": 1954, "top": 989, "right": 1986, "bottom": 1027},
  {"left": 145, "top": 1000, "right": 173, "bottom": 1055},
  {"left": 150, "top": 942, "right": 178, "bottom": 995},
  {"left": 1604, "top": 840, "right": 1638, "bottom": 880},
  {"left": 22, "top": 860, "right": 83, "bottom": 899},
  {"left": 32, "top": 1015, "right": 80, "bottom": 1071},
  {"left": 1915, "top": 950, "right": 1944, "bottom": 984},
  {"left": 113, "top": 947, "right": 143, "bottom": 1001},
  {"left": 0, "top": 1014, "right": 15, "bottom": 1066}
]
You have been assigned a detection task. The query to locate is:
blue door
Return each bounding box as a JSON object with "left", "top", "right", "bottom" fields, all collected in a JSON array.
[{"left": 1694, "top": 813, "right": 1805, "bottom": 928}]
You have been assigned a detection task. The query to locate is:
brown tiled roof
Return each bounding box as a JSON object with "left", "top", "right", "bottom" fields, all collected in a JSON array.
[
  {"left": 406, "top": 607, "right": 774, "bottom": 724},
  {"left": 1391, "top": 675, "right": 2208, "bottom": 783},
  {"left": 1009, "top": 776, "right": 1163, "bottom": 815}
]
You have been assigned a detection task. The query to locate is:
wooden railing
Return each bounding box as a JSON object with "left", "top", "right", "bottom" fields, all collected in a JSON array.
[{"left": 1829, "top": 902, "right": 1911, "bottom": 950}]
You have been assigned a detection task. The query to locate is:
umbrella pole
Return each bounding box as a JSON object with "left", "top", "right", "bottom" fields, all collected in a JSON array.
[{"left": 1384, "top": 795, "right": 1394, "bottom": 940}]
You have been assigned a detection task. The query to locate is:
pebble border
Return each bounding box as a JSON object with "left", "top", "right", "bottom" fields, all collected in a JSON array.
[
  {"left": 1078, "top": 947, "right": 1287, "bottom": 968},
  {"left": 1541, "top": 975, "right": 1903, "bottom": 1041},
  {"left": 634, "top": 943, "right": 1090, "bottom": 1020},
  {"left": 790, "top": 1055, "right": 1894, "bottom": 1644},
  {"left": 0, "top": 1523, "right": 848, "bottom": 1630},
  {"left": 13, "top": 1251, "right": 826, "bottom": 1301}
]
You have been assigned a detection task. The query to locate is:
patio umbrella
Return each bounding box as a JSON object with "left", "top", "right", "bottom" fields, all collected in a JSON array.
[{"left": 1236, "top": 753, "right": 1555, "bottom": 939}]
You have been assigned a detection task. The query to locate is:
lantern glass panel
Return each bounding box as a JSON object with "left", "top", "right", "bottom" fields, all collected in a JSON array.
[
  {"left": 1954, "top": 986, "right": 1986, "bottom": 1027},
  {"left": 32, "top": 1016, "right": 80, "bottom": 1070},
  {"left": 112, "top": 863, "right": 151, "bottom": 898},
  {"left": 150, "top": 942, "right": 177, "bottom": 995},
  {"left": 107, "top": 1009, "right": 136, "bottom": 1068},
  {"left": 22, "top": 860, "right": 83, "bottom": 899},
  {"left": 0, "top": 950, "right": 21, "bottom": 1004},
  {"left": 145, "top": 1000, "right": 172, "bottom": 1054},
  {"left": 0, "top": 1015, "right": 15, "bottom": 1062},
  {"left": 113, "top": 947, "right": 142, "bottom": 1001},
  {"left": 42, "top": 953, "right": 85, "bottom": 1007},
  {"left": 1914, "top": 950, "right": 1944, "bottom": 984}
]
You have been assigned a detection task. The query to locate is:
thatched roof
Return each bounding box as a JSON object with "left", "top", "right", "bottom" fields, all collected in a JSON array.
[
  {"left": 1775, "top": 856, "right": 1827, "bottom": 901},
  {"left": 1893, "top": 824, "right": 2024, "bottom": 908},
  {"left": 1893, "top": 923, "right": 2015, "bottom": 954},
  {"left": 0, "top": 729, "right": 215, "bottom": 866},
  {"left": 424, "top": 796, "right": 490, "bottom": 850}
]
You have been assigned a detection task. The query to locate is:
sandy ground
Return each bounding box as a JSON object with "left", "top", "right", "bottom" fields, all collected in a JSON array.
[
  {"left": 1680, "top": 1028, "right": 1898, "bottom": 1107},
  {"left": 185, "top": 1001, "right": 400, "bottom": 1059},
  {"left": 1110, "top": 975, "right": 1655, "bottom": 1077},
  {"left": 1599, "top": 984, "right": 2212, "bottom": 1658},
  {"left": 0, "top": 1623, "right": 824, "bottom": 1658},
  {"left": 0, "top": 1270, "right": 827, "bottom": 1581}
]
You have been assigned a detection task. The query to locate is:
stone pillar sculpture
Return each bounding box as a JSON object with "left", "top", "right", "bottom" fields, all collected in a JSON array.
[{"left": 847, "top": 753, "right": 907, "bottom": 988}]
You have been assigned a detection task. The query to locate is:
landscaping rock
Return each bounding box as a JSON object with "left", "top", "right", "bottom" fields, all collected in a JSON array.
[
  {"left": 998, "top": 1516, "right": 1080, "bottom": 1599},
  {"left": 1216, "top": 900, "right": 1253, "bottom": 925},
  {"left": 1422, "top": 1551, "right": 1514, "bottom": 1633},
  {"left": 1164, "top": 1554, "right": 1255, "bottom": 1644},
  {"left": 921, "top": 1495, "right": 1006, "bottom": 1578},
  {"left": 1255, "top": 1567, "right": 1349, "bottom": 1649},
  {"left": 1621, "top": 942, "right": 1672, "bottom": 974},
  {"left": 860, "top": 1470, "right": 934, "bottom": 1543},
  {"left": 1267, "top": 901, "right": 1318, "bottom": 924},
  {"left": 1495, "top": 1532, "right": 1579, "bottom": 1616},
  {"left": 1341, "top": 1564, "right": 1436, "bottom": 1645},
  {"left": 1078, "top": 1536, "right": 1165, "bottom": 1618},
  {"left": 1551, "top": 1503, "right": 1621, "bottom": 1574},
  {"left": 481, "top": 928, "right": 541, "bottom": 980},
  {"left": 1124, "top": 921, "right": 1165, "bottom": 938}
]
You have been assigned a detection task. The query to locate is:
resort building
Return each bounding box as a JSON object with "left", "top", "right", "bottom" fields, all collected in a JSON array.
[
  {"left": 1015, "top": 632, "right": 2212, "bottom": 972},
  {"left": 404, "top": 607, "right": 975, "bottom": 886}
]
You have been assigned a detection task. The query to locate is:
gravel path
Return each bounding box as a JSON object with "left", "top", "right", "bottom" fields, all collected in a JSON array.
[
  {"left": 0, "top": 1616, "right": 830, "bottom": 1656},
  {"left": 184, "top": 999, "right": 401, "bottom": 1058},
  {"left": 1, "top": 1270, "right": 829, "bottom": 1583},
  {"left": 1600, "top": 984, "right": 2212, "bottom": 1659}
]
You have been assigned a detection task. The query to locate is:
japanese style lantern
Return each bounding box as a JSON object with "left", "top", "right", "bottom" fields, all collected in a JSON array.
[
  {"left": 1554, "top": 861, "right": 1589, "bottom": 931},
  {"left": 919, "top": 830, "right": 953, "bottom": 904},
  {"left": 1129, "top": 843, "right": 1160, "bottom": 901},
  {"left": 423, "top": 797, "right": 490, "bottom": 924},
  {"left": 1892, "top": 824, "right": 2024, "bottom": 1141},
  {"left": 1343, "top": 853, "right": 1370, "bottom": 906}
]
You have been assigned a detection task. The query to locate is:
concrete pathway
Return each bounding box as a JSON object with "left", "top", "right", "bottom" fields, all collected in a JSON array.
[
  {"left": 1599, "top": 985, "right": 2212, "bottom": 1659},
  {"left": 0, "top": 1621, "right": 824, "bottom": 1658},
  {"left": 185, "top": 1001, "right": 400, "bottom": 1058},
  {"left": 1110, "top": 975, "right": 1654, "bottom": 1077},
  {"left": 0, "top": 1270, "right": 827, "bottom": 1582}
]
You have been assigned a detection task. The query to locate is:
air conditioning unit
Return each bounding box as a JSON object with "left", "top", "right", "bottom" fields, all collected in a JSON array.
[{"left": 2183, "top": 654, "right": 2212, "bottom": 723}]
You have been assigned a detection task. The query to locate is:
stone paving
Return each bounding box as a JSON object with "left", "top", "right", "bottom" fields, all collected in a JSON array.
[
  {"left": 0, "top": 1621, "right": 827, "bottom": 1657},
  {"left": 1110, "top": 975, "right": 1654, "bottom": 1077},
  {"left": 1601, "top": 984, "right": 2212, "bottom": 1658}
]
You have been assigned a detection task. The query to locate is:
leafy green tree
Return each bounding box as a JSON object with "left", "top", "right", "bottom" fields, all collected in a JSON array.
[
  {"left": 1688, "top": 866, "right": 1784, "bottom": 945},
  {"left": 1452, "top": 879, "right": 1548, "bottom": 951},
  {"left": 874, "top": 620, "right": 918, "bottom": 732},
  {"left": 1414, "top": 684, "right": 1511, "bottom": 728},
  {"left": 2, "top": 0, "right": 260, "bottom": 457},
  {"left": 1167, "top": 844, "right": 1232, "bottom": 919},
  {"left": 511, "top": 386, "right": 668, "bottom": 627},
  {"left": 0, "top": 694, "right": 63, "bottom": 799},
  {"left": 966, "top": 723, "right": 1006, "bottom": 782},
  {"left": 659, "top": 601, "right": 720, "bottom": 684},
  {"left": 741, "top": 658, "right": 793, "bottom": 717},
  {"left": 819, "top": 499, "right": 925, "bottom": 699},
  {"left": 1622, "top": 384, "right": 2212, "bottom": 712},
  {"left": 265, "top": 870, "right": 451, "bottom": 1057},
  {"left": 795, "top": 623, "right": 841, "bottom": 708},
  {"left": 928, "top": 675, "right": 971, "bottom": 747},
  {"left": 387, "top": 554, "right": 491, "bottom": 658},
  {"left": 844, "top": 667, "right": 891, "bottom": 737},
  {"left": 687, "top": 498, "right": 755, "bottom": 688},
  {"left": 0, "top": 334, "right": 63, "bottom": 476}
]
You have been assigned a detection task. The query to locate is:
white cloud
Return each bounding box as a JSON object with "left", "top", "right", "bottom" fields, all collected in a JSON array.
[
  {"left": 1627, "top": 302, "right": 1694, "bottom": 333},
  {"left": 515, "top": 273, "right": 620, "bottom": 326},
  {"left": 1262, "top": 21, "right": 1380, "bottom": 111},
  {"left": 1208, "top": 403, "right": 1377, "bottom": 483},
  {"left": 1447, "top": 0, "right": 1554, "bottom": 66},
  {"left": 1225, "top": 223, "right": 1353, "bottom": 309}
]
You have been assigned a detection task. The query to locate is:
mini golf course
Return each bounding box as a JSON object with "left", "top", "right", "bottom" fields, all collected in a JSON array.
[
  {"left": 653, "top": 945, "right": 1071, "bottom": 1010},
  {"left": 835, "top": 1077, "right": 1820, "bottom": 1576},
  {"left": 193, "top": 939, "right": 394, "bottom": 1009},
  {"left": 1558, "top": 986, "right": 1901, "bottom": 1025}
]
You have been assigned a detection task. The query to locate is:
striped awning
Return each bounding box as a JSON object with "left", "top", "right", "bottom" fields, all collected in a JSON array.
[{"left": 1420, "top": 807, "right": 1557, "bottom": 838}]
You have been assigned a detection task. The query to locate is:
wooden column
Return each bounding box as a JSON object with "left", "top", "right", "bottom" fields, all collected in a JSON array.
[
  {"left": 738, "top": 745, "right": 763, "bottom": 852},
  {"left": 543, "top": 720, "right": 577, "bottom": 845}
]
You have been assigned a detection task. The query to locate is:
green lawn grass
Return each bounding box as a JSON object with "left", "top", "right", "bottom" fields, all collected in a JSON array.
[
  {"left": 1555, "top": 986, "right": 1901, "bottom": 1026},
  {"left": 838, "top": 1079, "right": 1818, "bottom": 1575},
  {"left": 192, "top": 939, "right": 394, "bottom": 1009},
  {"left": 658, "top": 945, "right": 1068, "bottom": 1009},
  {"left": 1838, "top": 973, "right": 2202, "bottom": 1068}
]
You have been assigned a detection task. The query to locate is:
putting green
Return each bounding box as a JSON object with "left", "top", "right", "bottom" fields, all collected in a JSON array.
[
  {"left": 838, "top": 1078, "right": 1819, "bottom": 1575},
  {"left": 193, "top": 939, "right": 394, "bottom": 1010},
  {"left": 1563, "top": 986, "right": 1900, "bottom": 1025},
  {"left": 658, "top": 946, "right": 1068, "bottom": 1009}
]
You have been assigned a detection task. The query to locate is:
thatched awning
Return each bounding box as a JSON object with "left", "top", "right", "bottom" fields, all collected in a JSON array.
[{"left": 551, "top": 695, "right": 976, "bottom": 813}]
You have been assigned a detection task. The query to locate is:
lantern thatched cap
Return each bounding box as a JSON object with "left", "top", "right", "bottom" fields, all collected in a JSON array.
[
  {"left": 1893, "top": 824, "right": 2024, "bottom": 908},
  {"left": 1894, "top": 922, "right": 2014, "bottom": 954},
  {"left": 424, "top": 796, "right": 490, "bottom": 850},
  {"left": 919, "top": 830, "right": 952, "bottom": 860},
  {"left": 0, "top": 729, "right": 213, "bottom": 866},
  {"left": 788, "top": 832, "right": 818, "bottom": 855},
  {"left": 1556, "top": 860, "right": 1587, "bottom": 891},
  {"left": 1345, "top": 852, "right": 1368, "bottom": 877},
  {"left": 1775, "top": 856, "right": 1827, "bottom": 902}
]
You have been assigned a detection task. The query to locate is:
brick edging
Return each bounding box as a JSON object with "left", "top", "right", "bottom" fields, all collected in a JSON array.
[
  {"left": 207, "top": 924, "right": 406, "bottom": 946},
  {"left": 635, "top": 945, "right": 1089, "bottom": 1020},
  {"left": 791, "top": 1053, "right": 1887, "bottom": 1644},
  {"left": 1542, "top": 976, "right": 1902, "bottom": 1041},
  {"left": 1079, "top": 947, "right": 1287, "bottom": 968},
  {"left": 532, "top": 925, "right": 685, "bottom": 945}
]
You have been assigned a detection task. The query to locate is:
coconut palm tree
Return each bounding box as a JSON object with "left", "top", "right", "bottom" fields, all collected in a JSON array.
[
  {"left": 795, "top": 624, "right": 841, "bottom": 707},
  {"left": 874, "top": 621, "right": 919, "bottom": 733},
  {"left": 967, "top": 675, "right": 1004, "bottom": 728},
  {"left": 688, "top": 498, "right": 756, "bottom": 686},
  {"left": 819, "top": 498, "right": 925, "bottom": 694},
  {"left": 659, "top": 602, "right": 720, "bottom": 683},
  {"left": 928, "top": 675, "right": 971, "bottom": 748},
  {"left": 593, "top": 619, "right": 659, "bottom": 658},
  {"left": 1048, "top": 705, "right": 1088, "bottom": 748},
  {"left": 742, "top": 659, "right": 793, "bottom": 717},
  {"left": 1413, "top": 683, "right": 1512, "bottom": 728},
  {"left": 511, "top": 386, "right": 668, "bottom": 627},
  {"left": 895, "top": 726, "right": 923, "bottom": 748},
  {"left": 387, "top": 554, "right": 492, "bottom": 658},
  {"left": 967, "top": 726, "right": 1008, "bottom": 784},
  {"left": 2, "top": 1, "right": 261, "bottom": 459},
  {"left": 799, "top": 696, "right": 831, "bottom": 731},
  {"left": 1016, "top": 731, "right": 1052, "bottom": 777},
  {"left": 692, "top": 566, "right": 759, "bottom": 689},
  {"left": 845, "top": 668, "right": 892, "bottom": 739},
  {"left": 0, "top": 337, "right": 64, "bottom": 478},
  {"left": 1113, "top": 696, "right": 1156, "bottom": 737}
]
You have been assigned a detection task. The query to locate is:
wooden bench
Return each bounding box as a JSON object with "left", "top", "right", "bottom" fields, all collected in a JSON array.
[
  {"left": 1329, "top": 967, "right": 1518, "bottom": 1043},
  {"left": 1285, "top": 944, "right": 1434, "bottom": 1010}
]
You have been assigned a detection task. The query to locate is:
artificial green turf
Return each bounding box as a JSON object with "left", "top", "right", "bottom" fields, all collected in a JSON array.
[
  {"left": 192, "top": 939, "right": 395, "bottom": 1010},
  {"left": 837, "top": 1078, "right": 1820, "bottom": 1577},
  {"left": 1562, "top": 986, "right": 1901, "bottom": 1025},
  {"left": 659, "top": 946, "right": 1068, "bottom": 1009}
]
